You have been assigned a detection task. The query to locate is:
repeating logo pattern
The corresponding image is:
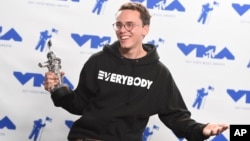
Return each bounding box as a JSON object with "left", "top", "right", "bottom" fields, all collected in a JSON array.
[{"left": 1, "top": 0, "right": 249, "bottom": 140}]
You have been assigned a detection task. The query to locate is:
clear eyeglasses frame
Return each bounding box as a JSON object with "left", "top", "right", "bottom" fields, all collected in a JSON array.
[{"left": 112, "top": 22, "right": 141, "bottom": 31}]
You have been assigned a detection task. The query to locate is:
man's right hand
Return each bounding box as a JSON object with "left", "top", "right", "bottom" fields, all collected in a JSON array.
[{"left": 44, "top": 71, "right": 64, "bottom": 92}]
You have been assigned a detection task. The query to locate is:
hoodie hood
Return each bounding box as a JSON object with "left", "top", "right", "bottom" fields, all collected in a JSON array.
[{"left": 103, "top": 41, "right": 160, "bottom": 65}]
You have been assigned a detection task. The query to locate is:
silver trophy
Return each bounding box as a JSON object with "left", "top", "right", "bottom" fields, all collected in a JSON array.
[{"left": 39, "top": 40, "right": 69, "bottom": 93}]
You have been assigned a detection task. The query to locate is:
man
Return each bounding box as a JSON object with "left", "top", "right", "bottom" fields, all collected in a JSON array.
[{"left": 44, "top": 2, "right": 228, "bottom": 141}]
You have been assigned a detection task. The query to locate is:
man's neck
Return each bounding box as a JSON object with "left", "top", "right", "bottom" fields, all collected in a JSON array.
[{"left": 119, "top": 46, "right": 147, "bottom": 59}]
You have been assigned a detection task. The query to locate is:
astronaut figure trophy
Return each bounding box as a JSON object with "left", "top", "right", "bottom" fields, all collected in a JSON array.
[{"left": 38, "top": 40, "right": 70, "bottom": 95}]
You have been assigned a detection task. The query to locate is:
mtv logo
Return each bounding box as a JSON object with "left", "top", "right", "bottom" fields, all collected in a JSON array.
[{"left": 132, "top": 0, "right": 185, "bottom": 11}]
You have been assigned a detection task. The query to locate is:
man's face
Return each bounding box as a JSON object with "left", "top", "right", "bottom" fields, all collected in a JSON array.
[{"left": 114, "top": 9, "right": 149, "bottom": 49}]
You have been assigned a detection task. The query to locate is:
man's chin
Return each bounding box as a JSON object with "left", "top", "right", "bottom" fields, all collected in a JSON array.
[
  {"left": 119, "top": 39, "right": 132, "bottom": 47},
  {"left": 119, "top": 43, "right": 128, "bottom": 48}
]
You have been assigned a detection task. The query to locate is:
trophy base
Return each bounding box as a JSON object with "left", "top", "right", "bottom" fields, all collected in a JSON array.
[
  {"left": 50, "top": 84, "right": 72, "bottom": 106},
  {"left": 51, "top": 84, "right": 71, "bottom": 97}
]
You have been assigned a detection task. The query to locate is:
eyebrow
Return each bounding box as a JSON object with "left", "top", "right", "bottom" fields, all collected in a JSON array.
[{"left": 115, "top": 21, "right": 135, "bottom": 24}]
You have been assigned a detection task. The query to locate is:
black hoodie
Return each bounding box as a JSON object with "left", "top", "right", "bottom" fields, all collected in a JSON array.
[{"left": 51, "top": 41, "right": 208, "bottom": 141}]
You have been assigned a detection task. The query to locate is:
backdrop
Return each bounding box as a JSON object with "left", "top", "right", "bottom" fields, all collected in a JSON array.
[{"left": 1, "top": 0, "right": 250, "bottom": 141}]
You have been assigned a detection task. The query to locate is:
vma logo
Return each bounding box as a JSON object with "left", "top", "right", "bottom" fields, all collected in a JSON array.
[
  {"left": 232, "top": 3, "right": 250, "bottom": 16},
  {"left": 197, "top": 2, "right": 219, "bottom": 25},
  {"left": 28, "top": 117, "right": 52, "bottom": 141},
  {"left": 0, "top": 116, "right": 16, "bottom": 130},
  {"left": 211, "top": 133, "right": 228, "bottom": 141},
  {"left": 142, "top": 125, "right": 159, "bottom": 141},
  {"left": 92, "top": 0, "right": 108, "bottom": 15},
  {"left": 227, "top": 89, "right": 250, "bottom": 104},
  {"left": 0, "top": 26, "right": 22, "bottom": 42},
  {"left": 13, "top": 71, "right": 74, "bottom": 90},
  {"left": 131, "top": 0, "right": 185, "bottom": 12},
  {"left": 57, "top": 0, "right": 80, "bottom": 2},
  {"left": 65, "top": 120, "right": 74, "bottom": 129},
  {"left": 247, "top": 60, "right": 250, "bottom": 68},
  {"left": 147, "top": 38, "right": 165, "bottom": 48},
  {"left": 71, "top": 33, "right": 111, "bottom": 48},
  {"left": 177, "top": 43, "right": 235, "bottom": 60},
  {"left": 192, "top": 86, "right": 214, "bottom": 110},
  {"left": 35, "top": 28, "right": 58, "bottom": 52}
]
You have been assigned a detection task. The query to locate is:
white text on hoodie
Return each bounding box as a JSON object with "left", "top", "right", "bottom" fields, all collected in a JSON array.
[{"left": 98, "top": 70, "right": 153, "bottom": 89}]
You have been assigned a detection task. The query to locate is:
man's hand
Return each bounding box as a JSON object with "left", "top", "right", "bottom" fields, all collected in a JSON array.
[
  {"left": 43, "top": 71, "right": 65, "bottom": 92},
  {"left": 203, "top": 123, "right": 229, "bottom": 136}
]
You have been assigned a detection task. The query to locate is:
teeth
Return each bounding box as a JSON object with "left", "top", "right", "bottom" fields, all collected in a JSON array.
[{"left": 121, "top": 36, "right": 129, "bottom": 39}]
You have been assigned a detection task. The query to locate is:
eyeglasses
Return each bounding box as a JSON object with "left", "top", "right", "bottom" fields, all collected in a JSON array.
[{"left": 112, "top": 22, "right": 140, "bottom": 31}]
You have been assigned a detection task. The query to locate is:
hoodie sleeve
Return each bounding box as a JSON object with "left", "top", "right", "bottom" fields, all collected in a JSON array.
[
  {"left": 158, "top": 70, "right": 209, "bottom": 141},
  {"left": 50, "top": 55, "right": 98, "bottom": 115}
]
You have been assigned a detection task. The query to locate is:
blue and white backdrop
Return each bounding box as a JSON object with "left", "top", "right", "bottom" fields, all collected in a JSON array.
[{"left": 1, "top": 0, "right": 250, "bottom": 141}]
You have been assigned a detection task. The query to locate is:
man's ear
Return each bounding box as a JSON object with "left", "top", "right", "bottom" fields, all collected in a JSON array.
[{"left": 142, "top": 25, "right": 149, "bottom": 36}]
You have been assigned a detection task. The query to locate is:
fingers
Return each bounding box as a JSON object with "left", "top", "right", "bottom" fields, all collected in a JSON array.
[
  {"left": 211, "top": 124, "right": 229, "bottom": 135},
  {"left": 213, "top": 127, "right": 222, "bottom": 135},
  {"left": 203, "top": 123, "right": 229, "bottom": 136},
  {"left": 44, "top": 72, "right": 60, "bottom": 92},
  {"left": 60, "top": 71, "right": 65, "bottom": 76}
]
